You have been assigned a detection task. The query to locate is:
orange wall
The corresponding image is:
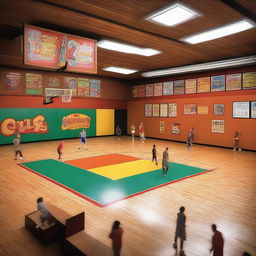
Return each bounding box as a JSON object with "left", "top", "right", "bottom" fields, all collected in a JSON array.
[{"left": 127, "top": 90, "right": 256, "bottom": 150}]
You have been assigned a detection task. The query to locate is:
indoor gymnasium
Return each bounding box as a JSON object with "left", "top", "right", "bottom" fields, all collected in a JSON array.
[{"left": 0, "top": 1, "right": 255, "bottom": 256}]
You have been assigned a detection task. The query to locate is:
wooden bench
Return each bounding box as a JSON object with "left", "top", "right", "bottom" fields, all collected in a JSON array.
[{"left": 61, "top": 231, "right": 112, "bottom": 256}]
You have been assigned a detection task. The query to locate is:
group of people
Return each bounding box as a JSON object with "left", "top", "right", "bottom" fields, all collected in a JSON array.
[
  {"left": 152, "top": 145, "right": 169, "bottom": 176},
  {"left": 116, "top": 122, "right": 145, "bottom": 142}
]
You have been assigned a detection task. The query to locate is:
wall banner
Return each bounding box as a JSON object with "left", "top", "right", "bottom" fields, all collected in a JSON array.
[{"left": 212, "top": 120, "right": 225, "bottom": 133}]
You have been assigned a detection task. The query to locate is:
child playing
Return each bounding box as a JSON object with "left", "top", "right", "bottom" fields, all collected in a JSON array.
[
  {"left": 57, "top": 141, "right": 64, "bottom": 160},
  {"left": 233, "top": 131, "right": 241, "bottom": 151},
  {"left": 152, "top": 145, "right": 158, "bottom": 165}
]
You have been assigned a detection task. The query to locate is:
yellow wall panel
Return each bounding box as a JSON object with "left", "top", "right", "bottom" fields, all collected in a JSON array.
[{"left": 96, "top": 109, "right": 114, "bottom": 136}]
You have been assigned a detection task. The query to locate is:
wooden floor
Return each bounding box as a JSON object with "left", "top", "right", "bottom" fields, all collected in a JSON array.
[{"left": 0, "top": 136, "right": 255, "bottom": 256}]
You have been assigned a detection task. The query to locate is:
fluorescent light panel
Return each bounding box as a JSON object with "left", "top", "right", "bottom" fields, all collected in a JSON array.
[
  {"left": 146, "top": 2, "right": 200, "bottom": 26},
  {"left": 97, "top": 40, "right": 161, "bottom": 56},
  {"left": 103, "top": 66, "right": 138, "bottom": 75},
  {"left": 142, "top": 55, "right": 256, "bottom": 78},
  {"left": 182, "top": 19, "right": 255, "bottom": 44}
]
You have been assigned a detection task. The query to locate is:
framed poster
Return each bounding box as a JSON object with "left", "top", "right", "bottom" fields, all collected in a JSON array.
[
  {"left": 168, "top": 103, "right": 177, "bottom": 117},
  {"left": 226, "top": 73, "right": 241, "bottom": 91},
  {"left": 172, "top": 123, "right": 180, "bottom": 134},
  {"left": 145, "top": 104, "right": 152, "bottom": 117},
  {"left": 197, "top": 77, "right": 210, "bottom": 93},
  {"left": 89, "top": 79, "right": 101, "bottom": 97},
  {"left": 197, "top": 106, "right": 208, "bottom": 115},
  {"left": 24, "top": 25, "right": 97, "bottom": 73},
  {"left": 26, "top": 73, "right": 43, "bottom": 94},
  {"left": 214, "top": 104, "right": 225, "bottom": 115},
  {"left": 160, "top": 121, "right": 165, "bottom": 133},
  {"left": 251, "top": 101, "right": 256, "bottom": 119},
  {"left": 212, "top": 120, "right": 225, "bottom": 133},
  {"left": 163, "top": 81, "right": 173, "bottom": 95},
  {"left": 64, "top": 77, "right": 77, "bottom": 95},
  {"left": 152, "top": 104, "right": 160, "bottom": 117},
  {"left": 138, "top": 85, "right": 145, "bottom": 97},
  {"left": 48, "top": 77, "right": 60, "bottom": 88},
  {"left": 233, "top": 102, "right": 250, "bottom": 118},
  {"left": 243, "top": 72, "right": 256, "bottom": 89},
  {"left": 185, "top": 79, "right": 196, "bottom": 94},
  {"left": 3, "top": 72, "right": 21, "bottom": 92},
  {"left": 154, "top": 83, "right": 162, "bottom": 96},
  {"left": 184, "top": 104, "right": 197, "bottom": 115},
  {"left": 132, "top": 86, "right": 138, "bottom": 97},
  {"left": 211, "top": 75, "right": 225, "bottom": 92},
  {"left": 160, "top": 104, "right": 168, "bottom": 117},
  {"left": 145, "top": 84, "right": 154, "bottom": 97},
  {"left": 174, "top": 80, "right": 185, "bottom": 95},
  {"left": 77, "top": 78, "right": 90, "bottom": 96}
]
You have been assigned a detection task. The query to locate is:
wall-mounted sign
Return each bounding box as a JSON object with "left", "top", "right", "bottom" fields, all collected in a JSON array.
[{"left": 61, "top": 113, "right": 91, "bottom": 130}]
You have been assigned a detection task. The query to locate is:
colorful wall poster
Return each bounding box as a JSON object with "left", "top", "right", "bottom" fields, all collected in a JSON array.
[
  {"left": 184, "top": 104, "right": 197, "bottom": 114},
  {"left": 211, "top": 75, "right": 225, "bottom": 92},
  {"left": 154, "top": 83, "right": 163, "bottom": 96},
  {"left": 185, "top": 79, "right": 196, "bottom": 94},
  {"left": 26, "top": 73, "right": 43, "bottom": 94},
  {"left": 132, "top": 86, "right": 138, "bottom": 97},
  {"left": 251, "top": 101, "right": 256, "bottom": 119},
  {"left": 160, "top": 121, "right": 165, "bottom": 133},
  {"left": 226, "top": 73, "right": 241, "bottom": 91},
  {"left": 89, "top": 79, "right": 101, "bottom": 97},
  {"left": 168, "top": 103, "right": 177, "bottom": 117},
  {"left": 197, "top": 77, "right": 210, "bottom": 93},
  {"left": 138, "top": 85, "right": 145, "bottom": 97},
  {"left": 214, "top": 104, "right": 225, "bottom": 115},
  {"left": 77, "top": 78, "right": 90, "bottom": 96},
  {"left": 3, "top": 72, "right": 21, "bottom": 92},
  {"left": 160, "top": 104, "right": 168, "bottom": 117},
  {"left": 145, "top": 84, "right": 154, "bottom": 97},
  {"left": 64, "top": 77, "right": 77, "bottom": 95},
  {"left": 0, "top": 108, "right": 96, "bottom": 145},
  {"left": 163, "top": 81, "right": 173, "bottom": 95},
  {"left": 197, "top": 106, "right": 208, "bottom": 114},
  {"left": 48, "top": 77, "right": 60, "bottom": 88},
  {"left": 172, "top": 123, "right": 180, "bottom": 134},
  {"left": 174, "top": 80, "right": 185, "bottom": 95},
  {"left": 152, "top": 104, "right": 160, "bottom": 117},
  {"left": 243, "top": 72, "right": 256, "bottom": 89},
  {"left": 233, "top": 101, "right": 250, "bottom": 118},
  {"left": 212, "top": 120, "right": 225, "bottom": 133},
  {"left": 145, "top": 104, "right": 152, "bottom": 117},
  {"left": 24, "top": 25, "right": 97, "bottom": 73}
]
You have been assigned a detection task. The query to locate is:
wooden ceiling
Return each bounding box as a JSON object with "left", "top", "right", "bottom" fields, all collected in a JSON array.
[{"left": 0, "top": 0, "right": 255, "bottom": 80}]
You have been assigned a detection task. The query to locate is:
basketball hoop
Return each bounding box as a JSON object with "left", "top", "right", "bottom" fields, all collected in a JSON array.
[{"left": 62, "top": 89, "right": 72, "bottom": 103}]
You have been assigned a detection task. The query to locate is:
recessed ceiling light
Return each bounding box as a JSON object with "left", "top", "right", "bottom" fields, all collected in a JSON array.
[
  {"left": 97, "top": 40, "right": 161, "bottom": 56},
  {"left": 141, "top": 55, "right": 256, "bottom": 77},
  {"left": 103, "top": 66, "right": 138, "bottom": 75},
  {"left": 146, "top": 2, "right": 200, "bottom": 27},
  {"left": 181, "top": 19, "right": 255, "bottom": 44}
]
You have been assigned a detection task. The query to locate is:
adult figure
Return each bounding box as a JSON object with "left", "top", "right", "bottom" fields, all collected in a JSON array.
[
  {"left": 79, "top": 129, "right": 88, "bottom": 150},
  {"left": 139, "top": 122, "right": 145, "bottom": 141},
  {"left": 109, "top": 220, "right": 123, "bottom": 256},
  {"left": 173, "top": 206, "right": 186, "bottom": 256},
  {"left": 210, "top": 224, "right": 224, "bottom": 256},
  {"left": 13, "top": 134, "right": 23, "bottom": 160},
  {"left": 162, "top": 147, "right": 169, "bottom": 176},
  {"left": 152, "top": 145, "right": 158, "bottom": 165},
  {"left": 233, "top": 131, "right": 241, "bottom": 151}
]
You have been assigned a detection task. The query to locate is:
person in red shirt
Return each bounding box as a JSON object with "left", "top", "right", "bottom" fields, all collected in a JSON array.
[
  {"left": 139, "top": 122, "right": 145, "bottom": 141},
  {"left": 210, "top": 224, "right": 224, "bottom": 256},
  {"left": 109, "top": 220, "right": 123, "bottom": 256},
  {"left": 57, "top": 141, "right": 64, "bottom": 160}
]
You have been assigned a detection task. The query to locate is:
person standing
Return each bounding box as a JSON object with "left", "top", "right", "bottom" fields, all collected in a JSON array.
[
  {"left": 57, "top": 141, "right": 64, "bottom": 160},
  {"left": 233, "top": 131, "right": 241, "bottom": 151},
  {"left": 131, "top": 124, "right": 135, "bottom": 141},
  {"left": 13, "top": 134, "right": 23, "bottom": 160},
  {"left": 79, "top": 129, "right": 88, "bottom": 150},
  {"left": 189, "top": 128, "right": 195, "bottom": 143},
  {"left": 109, "top": 220, "right": 123, "bottom": 256},
  {"left": 152, "top": 145, "right": 158, "bottom": 165},
  {"left": 186, "top": 136, "right": 192, "bottom": 151},
  {"left": 139, "top": 122, "right": 145, "bottom": 141},
  {"left": 210, "top": 224, "right": 224, "bottom": 256},
  {"left": 36, "top": 197, "right": 54, "bottom": 228},
  {"left": 173, "top": 206, "right": 186, "bottom": 256},
  {"left": 116, "top": 125, "right": 121, "bottom": 139},
  {"left": 162, "top": 147, "right": 169, "bottom": 176}
]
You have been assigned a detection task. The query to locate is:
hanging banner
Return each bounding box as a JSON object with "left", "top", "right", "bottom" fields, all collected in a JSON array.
[
  {"left": 226, "top": 73, "right": 241, "bottom": 91},
  {"left": 132, "top": 86, "right": 138, "bottom": 97},
  {"left": 138, "top": 85, "right": 145, "bottom": 97},
  {"left": 160, "top": 104, "right": 168, "bottom": 117},
  {"left": 174, "top": 80, "right": 185, "bottom": 95},
  {"left": 211, "top": 75, "right": 225, "bottom": 92},
  {"left": 145, "top": 84, "right": 154, "bottom": 97},
  {"left": 232, "top": 102, "right": 250, "bottom": 118},
  {"left": 89, "top": 79, "right": 101, "bottom": 97},
  {"left": 172, "top": 123, "right": 180, "bottom": 134},
  {"left": 212, "top": 120, "right": 225, "bottom": 133},
  {"left": 77, "top": 78, "right": 90, "bottom": 96},
  {"left": 154, "top": 83, "right": 162, "bottom": 96},
  {"left": 214, "top": 104, "right": 225, "bottom": 115},
  {"left": 163, "top": 81, "right": 173, "bottom": 95},
  {"left": 26, "top": 73, "right": 43, "bottom": 94},
  {"left": 3, "top": 72, "right": 22, "bottom": 92},
  {"left": 48, "top": 77, "right": 60, "bottom": 88},
  {"left": 185, "top": 79, "right": 196, "bottom": 94},
  {"left": 243, "top": 72, "right": 256, "bottom": 89},
  {"left": 251, "top": 101, "right": 256, "bottom": 118},
  {"left": 168, "top": 103, "right": 177, "bottom": 117},
  {"left": 64, "top": 77, "right": 77, "bottom": 95},
  {"left": 184, "top": 104, "right": 197, "bottom": 114},
  {"left": 197, "top": 106, "right": 208, "bottom": 115},
  {"left": 197, "top": 77, "right": 210, "bottom": 93},
  {"left": 152, "top": 104, "right": 160, "bottom": 117},
  {"left": 160, "top": 121, "right": 165, "bottom": 133}
]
